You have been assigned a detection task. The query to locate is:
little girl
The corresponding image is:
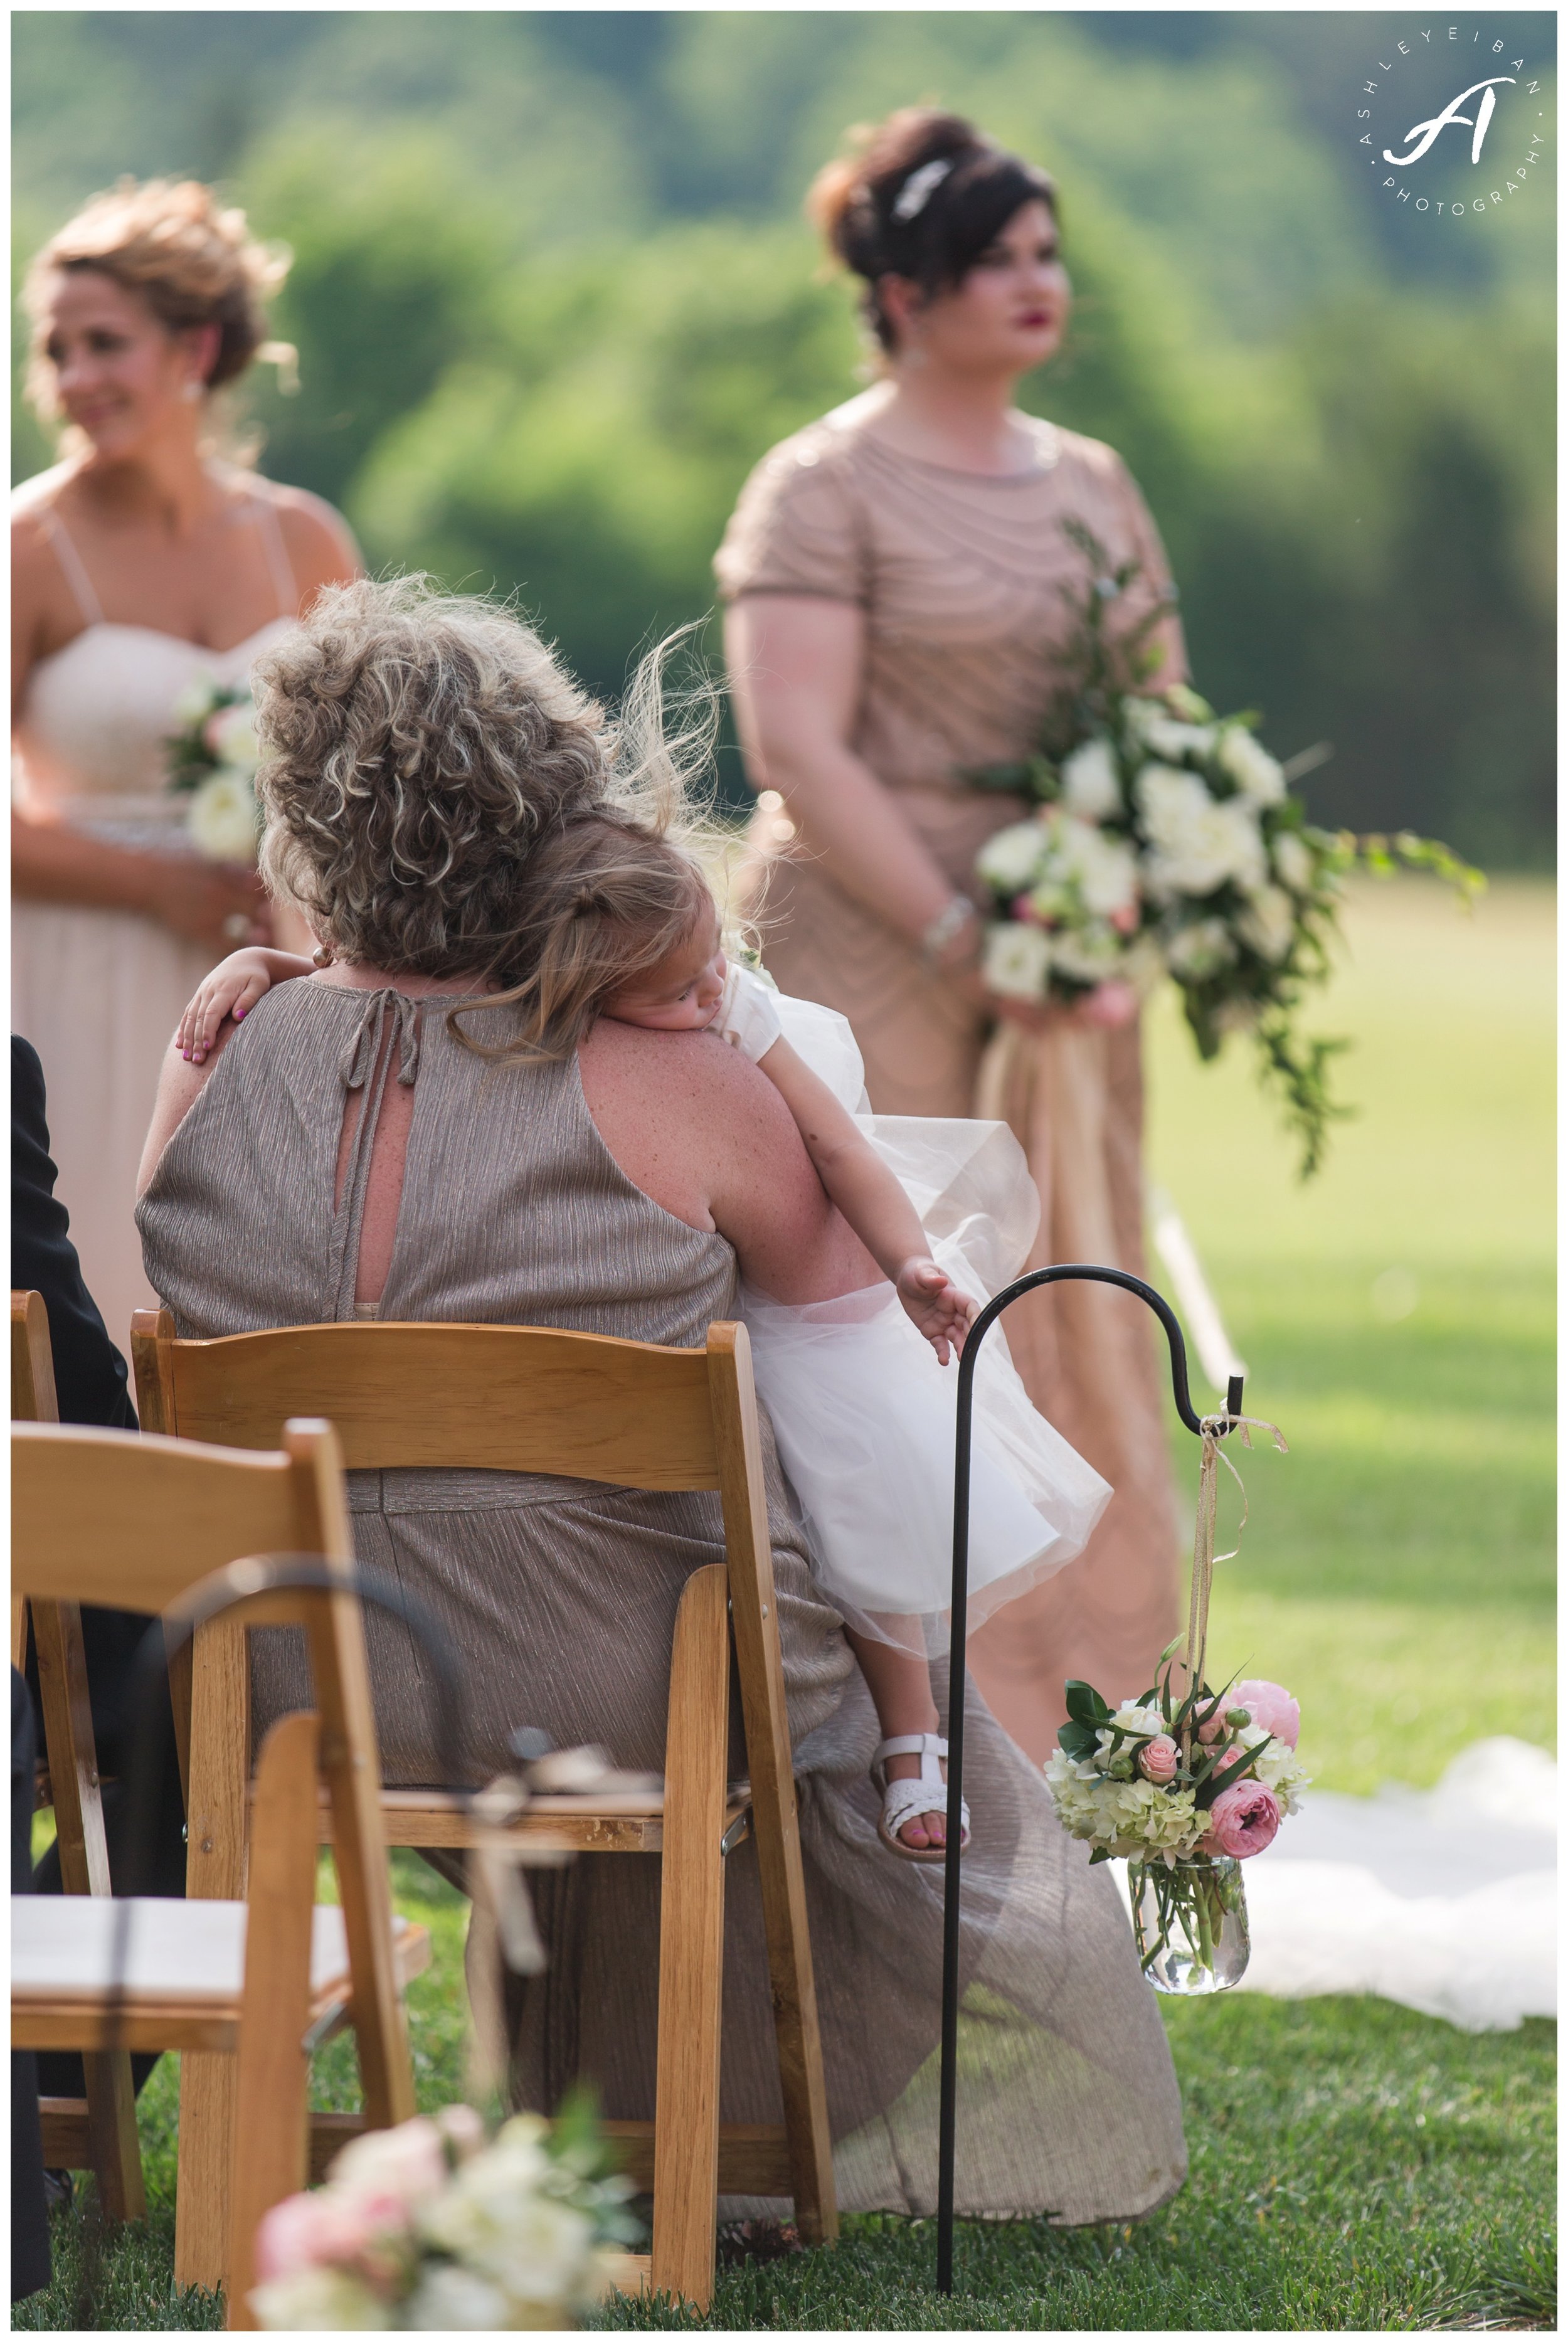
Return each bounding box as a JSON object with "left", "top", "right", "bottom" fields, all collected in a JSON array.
[{"left": 177, "top": 853, "right": 1109, "bottom": 1860}]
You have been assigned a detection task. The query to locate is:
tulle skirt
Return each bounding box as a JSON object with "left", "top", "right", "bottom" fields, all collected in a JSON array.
[{"left": 743, "top": 994, "right": 1111, "bottom": 1656}]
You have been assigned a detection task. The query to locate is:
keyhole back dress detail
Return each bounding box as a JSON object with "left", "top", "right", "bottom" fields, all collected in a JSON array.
[{"left": 137, "top": 976, "right": 1186, "bottom": 2227}]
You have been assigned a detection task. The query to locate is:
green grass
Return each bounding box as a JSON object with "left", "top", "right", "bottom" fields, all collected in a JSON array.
[{"left": 20, "top": 881, "right": 1555, "bottom": 2328}]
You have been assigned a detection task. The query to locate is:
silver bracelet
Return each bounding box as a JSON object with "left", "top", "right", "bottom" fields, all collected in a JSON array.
[{"left": 919, "top": 893, "right": 977, "bottom": 970}]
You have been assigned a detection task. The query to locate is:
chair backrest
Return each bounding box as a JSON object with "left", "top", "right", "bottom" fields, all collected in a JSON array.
[
  {"left": 11, "top": 1418, "right": 411, "bottom": 2131},
  {"left": 11, "top": 1290, "right": 58, "bottom": 1673},
  {"left": 130, "top": 1311, "right": 799, "bottom": 1961}
]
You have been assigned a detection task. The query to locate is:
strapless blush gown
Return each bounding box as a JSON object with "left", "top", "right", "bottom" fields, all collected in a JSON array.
[{"left": 12, "top": 497, "right": 298, "bottom": 1350}]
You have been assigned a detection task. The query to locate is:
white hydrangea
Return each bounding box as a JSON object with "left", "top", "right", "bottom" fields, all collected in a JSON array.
[
  {"left": 1272, "top": 829, "right": 1316, "bottom": 894},
  {"left": 1165, "top": 918, "right": 1237, "bottom": 980},
  {"left": 977, "top": 819, "right": 1049, "bottom": 896},
  {"left": 1044, "top": 1752, "right": 1202, "bottom": 1858},
  {"left": 1059, "top": 738, "right": 1123, "bottom": 822},
  {"left": 1055, "top": 817, "right": 1140, "bottom": 919},
  {"left": 982, "top": 922, "right": 1052, "bottom": 1001},
  {"left": 249, "top": 2268, "right": 392, "bottom": 2331},
  {"left": 186, "top": 771, "right": 260, "bottom": 864},
  {"left": 1137, "top": 766, "right": 1266, "bottom": 899},
  {"left": 1217, "top": 726, "right": 1287, "bottom": 805},
  {"left": 1236, "top": 884, "right": 1297, "bottom": 963}
]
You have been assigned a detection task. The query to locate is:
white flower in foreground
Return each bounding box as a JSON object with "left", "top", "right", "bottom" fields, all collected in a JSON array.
[
  {"left": 1272, "top": 829, "right": 1316, "bottom": 895},
  {"left": 331, "top": 2116, "right": 448, "bottom": 2212},
  {"left": 1138, "top": 766, "right": 1266, "bottom": 899},
  {"left": 1059, "top": 738, "right": 1123, "bottom": 822},
  {"left": 1236, "top": 884, "right": 1297, "bottom": 963},
  {"left": 1048, "top": 925, "right": 1126, "bottom": 984},
  {"left": 1121, "top": 696, "right": 1174, "bottom": 748},
  {"left": 1140, "top": 715, "right": 1218, "bottom": 763},
  {"left": 1217, "top": 726, "right": 1286, "bottom": 805},
  {"left": 405, "top": 2263, "right": 512, "bottom": 2330},
  {"left": 1165, "top": 918, "right": 1236, "bottom": 980},
  {"left": 982, "top": 922, "right": 1052, "bottom": 1001},
  {"left": 418, "top": 2141, "right": 595, "bottom": 2308},
  {"left": 1056, "top": 817, "right": 1140, "bottom": 919},
  {"left": 250, "top": 2267, "right": 392, "bottom": 2331},
  {"left": 977, "top": 819, "right": 1048, "bottom": 896},
  {"left": 186, "top": 771, "right": 260, "bottom": 863}
]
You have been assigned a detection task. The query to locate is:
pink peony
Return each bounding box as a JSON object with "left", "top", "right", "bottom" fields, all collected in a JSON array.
[
  {"left": 1083, "top": 980, "right": 1139, "bottom": 1027},
  {"left": 254, "top": 2186, "right": 407, "bottom": 2282},
  {"left": 1229, "top": 1678, "right": 1300, "bottom": 1749},
  {"left": 1203, "top": 1779, "right": 1281, "bottom": 1859},
  {"left": 1138, "top": 1735, "right": 1179, "bottom": 1784}
]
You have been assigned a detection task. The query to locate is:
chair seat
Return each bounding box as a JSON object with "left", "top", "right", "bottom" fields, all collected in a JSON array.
[
  {"left": 11, "top": 1898, "right": 430, "bottom": 2053},
  {"left": 305, "top": 1783, "right": 754, "bottom": 1854}
]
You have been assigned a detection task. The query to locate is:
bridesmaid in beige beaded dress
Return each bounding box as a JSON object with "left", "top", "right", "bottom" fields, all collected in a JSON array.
[{"left": 717, "top": 109, "right": 1187, "bottom": 1760}]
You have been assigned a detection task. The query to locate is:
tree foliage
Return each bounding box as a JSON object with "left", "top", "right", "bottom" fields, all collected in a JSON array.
[{"left": 13, "top": 11, "right": 1555, "bottom": 859}]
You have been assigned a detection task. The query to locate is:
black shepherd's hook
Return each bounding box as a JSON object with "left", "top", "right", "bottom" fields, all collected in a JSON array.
[{"left": 935, "top": 1264, "right": 1242, "bottom": 2296}]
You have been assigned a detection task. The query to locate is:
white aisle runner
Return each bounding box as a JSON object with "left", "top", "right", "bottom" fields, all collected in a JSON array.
[{"left": 1113, "top": 1738, "right": 1555, "bottom": 2032}]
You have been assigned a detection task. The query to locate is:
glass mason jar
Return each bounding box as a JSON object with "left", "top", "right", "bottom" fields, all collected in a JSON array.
[{"left": 1127, "top": 1853, "right": 1251, "bottom": 1994}]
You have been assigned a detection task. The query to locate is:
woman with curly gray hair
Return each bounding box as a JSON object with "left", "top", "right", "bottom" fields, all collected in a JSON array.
[{"left": 133, "top": 575, "right": 1185, "bottom": 2233}]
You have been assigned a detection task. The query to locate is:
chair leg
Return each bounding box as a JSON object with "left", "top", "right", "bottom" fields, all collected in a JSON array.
[
  {"left": 80, "top": 2052, "right": 146, "bottom": 2224},
  {"left": 226, "top": 1712, "right": 322, "bottom": 2332},
  {"left": 176, "top": 1617, "right": 250, "bottom": 2296},
  {"left": 650, "top": 1564, "right": 730, "bottom": 2312}
]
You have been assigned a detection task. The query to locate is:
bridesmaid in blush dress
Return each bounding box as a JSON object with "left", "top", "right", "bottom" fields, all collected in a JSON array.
[
  {"left": 11, "top": 178, "right": 359, "bottom": 1347},
  {"left": 718, "top": 110, "right": 1187, "bottom": 1759}
]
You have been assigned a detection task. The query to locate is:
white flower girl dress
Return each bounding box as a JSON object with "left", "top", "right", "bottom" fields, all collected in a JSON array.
[{"left": 720, "top": 965, "right": 1111, "bottom": 1658}]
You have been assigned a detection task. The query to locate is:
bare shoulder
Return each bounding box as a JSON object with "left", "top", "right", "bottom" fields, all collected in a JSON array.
[
  {"left": 254, "top": 478, "right": 361, "bottom": 594},
  {"left": 582, "top": 1020, "right": 793, "bottom": 1138},
  {"left": 11, "top": 467, "right": 75, "bottom": 567}
]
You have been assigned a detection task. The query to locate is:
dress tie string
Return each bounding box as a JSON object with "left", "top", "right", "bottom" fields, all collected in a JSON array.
[{"left": 329, "top": 991, "right": 422, "bottom": 1322}]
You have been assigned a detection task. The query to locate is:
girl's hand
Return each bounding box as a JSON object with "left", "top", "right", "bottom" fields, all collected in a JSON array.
[
  {"left": 178, "top": 950, "right": 276, "bottom": 1063},
  {"left": 896, "top": 1258, "right": 977, "bottom": 1367}
]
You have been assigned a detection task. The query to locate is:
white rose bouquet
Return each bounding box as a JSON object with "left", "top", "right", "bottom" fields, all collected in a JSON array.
[
  {"left": 165, "top": 677, "right": 262, "bottom": 863},
  {"left": 250, "top": 2096, "right": 642, "bottom": 2331},
  {"left": 969, "top": 526, "right": 1482, "bottom": 1176}
]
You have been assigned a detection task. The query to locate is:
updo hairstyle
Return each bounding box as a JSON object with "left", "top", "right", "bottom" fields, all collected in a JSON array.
[
  {"left": 808, "top": 108, "right": 1056, "bottom": 353},
  {"left": 254, "top": 574, "right": 719, "bottom": 1062},
  {"left": 24, "top": 176, "right": 289, "bottom": 411}
]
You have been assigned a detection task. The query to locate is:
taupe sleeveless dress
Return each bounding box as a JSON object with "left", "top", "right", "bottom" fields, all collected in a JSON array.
[
  {"left": 716, "top": 398, "right": 1185, "bottom": 1762},
  {"left": 138, "top": 978, "right": 1185, "bottom": 2224}
]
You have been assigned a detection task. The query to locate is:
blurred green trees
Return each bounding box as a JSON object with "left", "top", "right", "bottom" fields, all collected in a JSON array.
[{"left": 13, "top": 11, "right": 1555, "bottom": 859}]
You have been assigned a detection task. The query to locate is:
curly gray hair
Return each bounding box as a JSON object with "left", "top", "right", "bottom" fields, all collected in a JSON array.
[{"left": 254, "top": 574, "right": 713, "bottom": 988}]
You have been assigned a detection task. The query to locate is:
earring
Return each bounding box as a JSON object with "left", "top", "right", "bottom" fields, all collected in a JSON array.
[{"left": 312, "top": 943, "right": 336, "bottom": 968}]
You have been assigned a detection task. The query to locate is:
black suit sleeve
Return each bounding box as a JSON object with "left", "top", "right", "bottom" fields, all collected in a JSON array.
[{"left": 11, "top": 1036, "right": 136, "bottom": 1431}]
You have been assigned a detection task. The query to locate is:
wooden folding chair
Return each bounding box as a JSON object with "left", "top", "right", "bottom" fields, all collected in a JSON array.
[
  {"left": 12, "top": 1288, "right": 148, "bottom": 2225},
  {"left": 132, "top": 1308, "right": 838, "bottom": 2309},
  {"left": 9, "top": 1413, "right": 428, "bottom": 2314}
]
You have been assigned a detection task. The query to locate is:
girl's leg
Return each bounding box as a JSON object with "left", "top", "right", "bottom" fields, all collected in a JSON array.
[{"left": 845, "top": 1629, "right": 947, "bottom": 1851}]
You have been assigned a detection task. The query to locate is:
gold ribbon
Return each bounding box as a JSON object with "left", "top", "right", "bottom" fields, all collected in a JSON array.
[{"left": 1181, "top": 1412, "right": 1289, "bottom": 1761}]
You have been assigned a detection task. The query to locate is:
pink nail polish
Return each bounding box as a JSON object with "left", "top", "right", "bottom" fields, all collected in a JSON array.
[{"left": 234, "top": 1006, "right": 245, "bottom": 1020}]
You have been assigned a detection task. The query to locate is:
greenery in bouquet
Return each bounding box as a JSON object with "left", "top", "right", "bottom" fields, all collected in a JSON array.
[
  {"left": 249, "top": 2094, "right": 642, "bottom": 2330},
  {"left": 165, "top": 676, "right": 263, "bottom": 864},
  {"left": 968, "top": 524, "right": 1483, "bottom": 1177}
]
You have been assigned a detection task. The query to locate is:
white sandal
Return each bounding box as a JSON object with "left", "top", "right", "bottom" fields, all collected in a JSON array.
[{"left": 871, "top": 1734, "right": 971, "bottom": 1864}]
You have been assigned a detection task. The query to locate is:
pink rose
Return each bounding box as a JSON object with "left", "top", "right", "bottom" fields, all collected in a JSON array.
[
  {"left": 1203, "top": 1779, "right": 1281, "bottom": 1859},
  {"left": 1110, "top": 903, "right": 1140, "bottom": 936},
  {"left": 1195, "top": 1699, "right": 1229, "bottom": 1745},
  {"left": 1083, "top": 980, "right": 1138, "bottom": 1027},
  {"left": 1229, "top": 1678, "right": 1300, "bottom": 1749},
  {"left": 1138, "top": 1735, "right": 1179, "bottom": 1784}
]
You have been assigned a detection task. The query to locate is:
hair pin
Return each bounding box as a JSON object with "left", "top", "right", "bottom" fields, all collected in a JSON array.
[{"left": 891, "top": 157, "right": 954, "bottom": 223}]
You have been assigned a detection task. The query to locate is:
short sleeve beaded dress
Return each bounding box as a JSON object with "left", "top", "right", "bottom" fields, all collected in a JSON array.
[{"left": 716, "top": 394, "right": 1185, "bottom": 1757}]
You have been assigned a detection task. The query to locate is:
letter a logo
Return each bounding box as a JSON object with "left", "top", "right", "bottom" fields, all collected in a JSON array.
[{"left": 1384, "top": 78, "right": 1514, "bottom": 166}]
